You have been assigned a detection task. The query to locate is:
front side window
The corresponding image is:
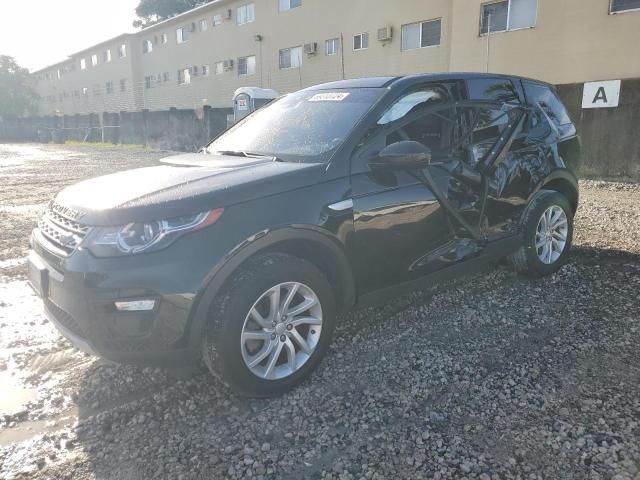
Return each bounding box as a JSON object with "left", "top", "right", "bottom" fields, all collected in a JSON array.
[
  {"left": 207, "top": 88, "right": 386, "bottom": 163},
  {"left": 377, "top": 86, "right": 448, "bottom": 126},
  {"left": 480, "top": 0, "right": 538, "bottom": 34},
  {"left": 610, "top": 0, "right": 640, "bottom": 12},
  {"left": 353, "top": 33, "right": 369, "bottom": 50},
  {"left": 325, "top": 38, "right": 340, "bottom": 55},
  {"left": 401, "top": 18, "right": 442, "bottom": 50},
  {"left": 279, "top": 0, "right": 302, "bottom": 11},
  {"left": 238, "top": 56, "right": 256, "bottom": 76},
  {"left": 279, "top": 46, "right": 302, "bottom": 69},
  {"left": 237, "top": 4, "right": 255, "bottom": 25}
]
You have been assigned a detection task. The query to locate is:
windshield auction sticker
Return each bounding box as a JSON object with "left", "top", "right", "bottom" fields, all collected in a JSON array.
[{"left": 308, "top": 92, "right": 350, "bottom": 102}]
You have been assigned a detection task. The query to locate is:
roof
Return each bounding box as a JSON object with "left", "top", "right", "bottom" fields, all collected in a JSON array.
[
  {"left": 307, "top": 72, "right": 553, "bottom": 91},
  {"left": 68, "top": 33, "right": 133, "bottom": 58},
  {"left": 138, "top": 0, "right": 232, "bottom": 33}
]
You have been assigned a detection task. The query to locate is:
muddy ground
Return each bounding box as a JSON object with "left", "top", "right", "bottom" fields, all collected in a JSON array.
[{"left": 0, "top": 143, "right": 639, "bottom": 480}]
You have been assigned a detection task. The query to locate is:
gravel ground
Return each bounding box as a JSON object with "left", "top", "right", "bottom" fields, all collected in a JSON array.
[{"left": 1, "top": 143, "right": 639, "bottom": 480}]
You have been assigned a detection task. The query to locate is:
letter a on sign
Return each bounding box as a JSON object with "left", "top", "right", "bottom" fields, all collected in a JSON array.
[{"left": 582, "top": 80, "right": 621, "bottom": 109}]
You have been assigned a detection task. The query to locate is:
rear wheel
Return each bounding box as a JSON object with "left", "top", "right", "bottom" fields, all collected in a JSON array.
[
  {"left": 509, "top": 190, "right": 574, "bottom": 277},
  {"left": 202, "top": 253, "right": 336, "bottom": 397}
]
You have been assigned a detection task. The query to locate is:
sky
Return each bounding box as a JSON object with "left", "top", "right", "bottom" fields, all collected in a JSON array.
[{"left": 0, "top": 0, "right": 140, "bottom": 71}]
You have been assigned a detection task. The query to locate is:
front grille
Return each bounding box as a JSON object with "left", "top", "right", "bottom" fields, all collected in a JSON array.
[
  {"left": 45, "top": 299, "right": 86, "bottom": 339},
  {"left": 37, "top": 204, "right": 92, "bottom": 256}
]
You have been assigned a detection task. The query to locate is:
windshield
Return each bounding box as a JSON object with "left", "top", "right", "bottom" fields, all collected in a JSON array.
[{"left": 207, "top": 88, "right": 385, "bottom": 163}]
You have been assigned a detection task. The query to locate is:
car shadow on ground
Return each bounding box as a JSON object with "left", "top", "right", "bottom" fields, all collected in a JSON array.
[{"left": 72, "top": 245, "right": 640, "bottom": 479}]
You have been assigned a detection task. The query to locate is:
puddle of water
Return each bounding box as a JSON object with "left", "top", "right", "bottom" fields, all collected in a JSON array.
[
  {"left": 0, "top": 372, "right": 37, "bottom": 415},
  {"left": 0, "top": 203, "right": 46, "bottom": 215},
  {"left": 0, "top": 408, "right": 77, "bottom": 446},
  {"left": 0, "top": 257, "right": 27, "bottom": 271}
]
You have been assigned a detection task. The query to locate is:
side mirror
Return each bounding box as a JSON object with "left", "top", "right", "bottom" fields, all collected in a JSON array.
[{"left": 369, "top": 141, "right": 432, "bottom": 171}]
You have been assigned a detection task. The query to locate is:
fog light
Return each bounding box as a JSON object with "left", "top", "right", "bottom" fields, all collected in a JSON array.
[{"left": 114, "top": 300, "right": 156, "bottom": 312}]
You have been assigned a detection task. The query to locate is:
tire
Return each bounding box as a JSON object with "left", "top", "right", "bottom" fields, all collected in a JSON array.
[
  {"left": 509, "top": 189, "right": 574, "bottom": 277},
  {"left": 201, "top": 253, "right": 336, "bottom": 397}
]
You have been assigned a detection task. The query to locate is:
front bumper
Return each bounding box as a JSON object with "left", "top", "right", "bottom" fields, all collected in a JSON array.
[{"left": 27, "top": 232, "right": 207, "bottom": 366}]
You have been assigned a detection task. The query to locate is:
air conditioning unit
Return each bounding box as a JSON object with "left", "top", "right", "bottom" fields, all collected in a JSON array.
[
  {"left": 223, "top": 59, "right": 234, "bottom": 71},
  {"left": 304, "top": 42, "right": 318, "bottom": 55},
  {"left": 224, "top": 9, "right": 233, "bottom": 20},
  {"left": 377, "top": 26, "right": 393, "bottom": 42}
]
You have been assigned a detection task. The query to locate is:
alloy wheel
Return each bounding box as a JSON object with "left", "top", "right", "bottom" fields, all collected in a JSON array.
[
  {"left": 240, "top": 282, "right": 323, "bottom": 380},
  {"left": 535, "top": 205, "right": 568, "bottom": 265}
]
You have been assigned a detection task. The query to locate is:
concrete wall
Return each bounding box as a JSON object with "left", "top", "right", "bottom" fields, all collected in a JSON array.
[
  {"left": 556, "top": 79, "right": 640, "bottom": 179},
  {"left": 0, "top": 108, "right": 232, "bottom": 152}
]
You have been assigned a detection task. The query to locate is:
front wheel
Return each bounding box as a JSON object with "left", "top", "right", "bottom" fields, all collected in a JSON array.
[
  {"left": 509, "top": 190, "right": 574, "bottom": 277},
  {"left": 202, "top": 254, "right": 336, "bottom": 397}
]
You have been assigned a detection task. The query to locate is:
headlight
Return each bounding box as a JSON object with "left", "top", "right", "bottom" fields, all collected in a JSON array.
[{"left": 86, "top": 208, "right": 224, "bottom": 257}]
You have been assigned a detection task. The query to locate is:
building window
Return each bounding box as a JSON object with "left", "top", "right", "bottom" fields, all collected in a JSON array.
[
  {"left": 103, "top": 49, "right": 112, "bottom": 62},
  {"left": 80, "top": 58, "right": 87, "bottom": 70},
  {"left": 480, "top": 0, "right": 538, "bottom": 35},
  {"left": 202, "top": 65, "right": 211, "bottom": 76},
  {"left": 237, "top": 3, "right": 255, "bottom": 25},
  {"left": 82, "top": 87, "right": 89, "bottom": 96},
  {"left": 401, "top": 18, "right": 442, "bottom": 50},
  {"left": 145, "top": 76, "right": 153, "bottom": 89},
  {"left": 279, "top": 0, "right": 301, "bottom": 11},
  {"left": 106, "top": 81, "right": 114, "bottom": 94},
  {"left": 610, "top": 0, "right": 640, "bottom": 12},
  {"left": 213, "top": 14, "right": 223, "bottom": 25},
  {"left": 177, "top": 27, "right": 190, "bottom": 44},
  {"left": 214, "top": 61, "right": 224, "bottom": 75},
  {"left": 161, "top": 33, "right": 168, "bottom": 44},
  {"left": 163, "top": 72, "right": 170, "bottom": 82},
  {"left": 120, "top": 79, "right": 127, "bottom": 92},
  {"left": 118, "top": 44, "right": 127, "bottom": 58},
  {"left": 91, "top": 54, "right": 98, "bottom": 66},
  {"left": 325, "top": 38, "right": 340, "bottom": 55},
  {"left": 178, "top": 68, "right": 191, "bottom": 85},
  {"left": 353, "top": 32, "right": 369, "bottom": 51},
  {"left": 279, "top": 46, "right": 302, "bottom": 69},
  {"left": 200, "top": 19, "right": 208, "bottom": 31},
  {"left": 57, "top": 69, "right": 62, "bottom": 80},
  {"left": 238, "top": 55, "right": 256, "bottom": 76},
  {"left": 143, "top": 40, "right": 153, "bottom": 54}
]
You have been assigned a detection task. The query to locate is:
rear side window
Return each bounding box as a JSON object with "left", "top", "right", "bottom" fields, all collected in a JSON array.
[
  {"left": 467, "top": 78, "right": 521, "bottom": 104},
  {"left": 523, "top": 82, "right": 572, "bottom": 126}
]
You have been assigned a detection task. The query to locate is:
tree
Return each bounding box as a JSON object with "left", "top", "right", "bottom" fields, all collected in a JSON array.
[
  {"left": 0, "top": 56, "right": 38, "bottom": 120},
  {"left": 134, "top": 0, "right": 215, "bottom": 28}
]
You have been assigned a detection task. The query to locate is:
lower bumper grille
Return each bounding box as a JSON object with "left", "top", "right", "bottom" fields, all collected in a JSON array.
[{"left": 45, "top": 299, "right": 85, "bottom": 339}]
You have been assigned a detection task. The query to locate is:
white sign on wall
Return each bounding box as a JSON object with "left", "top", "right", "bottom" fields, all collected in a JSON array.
[{"left": 582, "top": 80, "right": 621, "bottom": 109}]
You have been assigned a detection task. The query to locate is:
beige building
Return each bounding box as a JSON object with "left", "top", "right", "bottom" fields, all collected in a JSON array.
[{"left": 33, "top": 0, "right": 640, "bottom": 115}]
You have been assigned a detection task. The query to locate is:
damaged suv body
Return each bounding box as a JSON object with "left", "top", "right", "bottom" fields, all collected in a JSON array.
[{"left": 28, "top": 73, "right": 580, "bottom": 396}]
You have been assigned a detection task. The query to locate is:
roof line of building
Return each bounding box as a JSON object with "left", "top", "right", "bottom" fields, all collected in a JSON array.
[{"left": 32, "top": 0, "right": 231, "bottom": 74}]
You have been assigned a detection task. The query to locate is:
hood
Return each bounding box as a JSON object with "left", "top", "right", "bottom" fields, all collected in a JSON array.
[{"left": 54, "top": 153, "right": 325, "bottom": 225}]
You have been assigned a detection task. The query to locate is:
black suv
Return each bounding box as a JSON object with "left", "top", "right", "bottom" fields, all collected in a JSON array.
[{"left": 28, "top": 73, "right": 580, "bottom": 396}]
